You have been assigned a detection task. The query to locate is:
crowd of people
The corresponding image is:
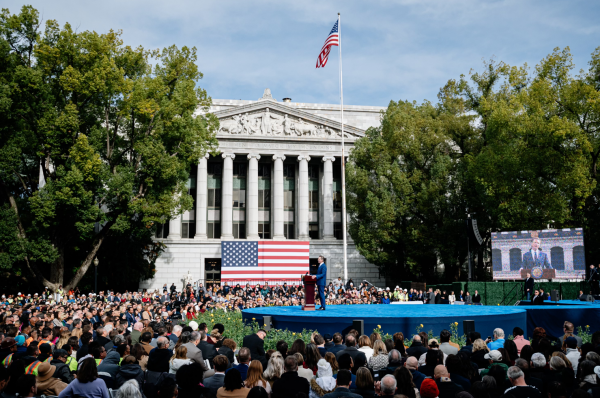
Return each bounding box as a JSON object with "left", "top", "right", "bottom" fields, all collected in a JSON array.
[{"left": 0, "top": 281, "right": 598, "bottom": 398}]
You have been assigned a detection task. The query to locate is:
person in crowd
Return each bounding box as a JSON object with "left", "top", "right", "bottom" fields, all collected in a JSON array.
[
  {"left": 36, "top": 361, "right": 68, "bottom": 396},
  {"left": 114, "top": 355, "right": 144, "bottom": 390},
  {"left": 353, "top": 367, "right": 375, "bottom": 398},
  {"left": 404, "top": 356, "right": 425, "bottom": 389},
  {"left": 504, "top": 365, "right": 542, "bottom": 398},
  {"left": 309, "top": 358, "right": 339, "bottom": 398},
  {"left": 420, "top": 377, "right": 440, "bottom": 398},
  {"left": 182, "top": 331, "right": 210, "bottom": 372},
  {"left": 480, "top": 350, "right": 509, "bottom": 377},
  {"left": 294, "top": 353, "right": 314, "bottom": 382},
  {"left": 168, "top": 345, "right": 192, "bottom": 374},
  {"left": 243, "top": 330, "right": 267, "bottom": 369},
  {"left": 146, "top": 337, "right": 173, "bottom": 373},
  {"left": 176, "top": 362, "right": 212, "bottom": 398},
  {"left": 564, "top": 337, "right": 581, "bottom": 376},
  {"left": 407, "top": 335, "right": 427, "bottom": 359},
  {"left": 357, "top": 336, "right": 373, "bottom": 363},
  {"left": 231, "top": 347, "right": 252, "bottom": 381},
  {"left": 419, "top": 349, "right": 444, "bottom": 377},
  {"left": 434, "top": 364, "right": 464, "bottom": 398},
  {"left": 473, "top": 290, "right": 482, "bottom": 304},
  {"left": 368, "top": 340, "right": 388, "bottom": 371},
  {"left": 204, "top": 355, "right": 229, "bottom": 396},
  {"left": 487, "top": 329, "right": 506, "bottom": 351},
  {"left": 562, "top": 321, "right": 583, "bottom": 348},
  {"left": 393, "top": 366, "right": 419, "bottom": 398},
  {"left": 244, "top": 360, "right": 272, "bottom": 396},
  {"left": 217, "top": 368, "right": 249, "bottom": 398},
  {"left": 512, "top": 327, "right": 530, "bottom": 355},
  {"left": 115, "top": 380, "right": 143, "bottom": 398},
  {"left": 58, "top": 357, "right": 110, "bottom": 398},
  {"left": 334, "top": 335, "right": 366, "bottom": 373},
  {"left": 263, "top": 353, "right": 284, "bottom": 389},
  {"left": 440, "top": 330, "right": 458, "bottom": 356},
  {"left": 271, "top": 356, "right": 310, "bottom": 398},
  {"left": 327, "top": 333, "right": 346, "bottom": 355},
  {"left": 322, "top": 369, "right": 361, "bottom": 398}
]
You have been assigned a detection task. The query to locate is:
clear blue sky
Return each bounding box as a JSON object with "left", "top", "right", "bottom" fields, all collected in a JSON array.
[{"left": 4, "top": 0, "right": 600, "bottom": 107}]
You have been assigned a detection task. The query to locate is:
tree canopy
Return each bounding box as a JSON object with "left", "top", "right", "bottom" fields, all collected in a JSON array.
[
  {"left": 347, "top": 48, "right": 598, "bottom": 282},
  {"left": 0, "top": 6, "right": 218, "bottom": 291}
]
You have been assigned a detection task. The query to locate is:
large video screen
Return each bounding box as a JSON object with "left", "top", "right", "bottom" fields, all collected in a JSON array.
[{"left": 491, "top": 228, "right": 585, "bottom": 280}]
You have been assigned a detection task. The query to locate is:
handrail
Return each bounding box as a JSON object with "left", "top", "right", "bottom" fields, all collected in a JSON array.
[{"left": 500, "top": 283, "right": 520, "bottom": 306}]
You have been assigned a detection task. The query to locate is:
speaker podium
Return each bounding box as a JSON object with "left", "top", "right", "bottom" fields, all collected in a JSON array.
[{"left": 302, "top": 274, "right": 317, "bottom": 311}]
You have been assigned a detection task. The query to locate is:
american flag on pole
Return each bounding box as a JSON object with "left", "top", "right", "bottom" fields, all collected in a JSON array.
[
  {"left": 316, "top": 20, "right": 339, "bottom": 68},
  {"left": 221, "top": 241, "right": 309, "bottom": 281}
]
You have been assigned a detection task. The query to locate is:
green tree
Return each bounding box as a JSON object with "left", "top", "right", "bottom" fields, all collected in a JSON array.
[
  {"left": 0, "top": 6, "right": 218, "bottom": 291},
  {"left": 347, "top": 53, "right": 596, "bottom": 282}
]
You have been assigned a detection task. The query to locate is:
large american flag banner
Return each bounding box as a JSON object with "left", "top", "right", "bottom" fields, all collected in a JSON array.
[
  {"left": 221, "top": 241, "right": 310, "bottom": 282},
  {"left": 316, "top": 20, "right": 339, "bottom": 68}
]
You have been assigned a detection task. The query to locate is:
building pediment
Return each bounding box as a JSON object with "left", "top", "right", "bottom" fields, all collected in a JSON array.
[{"left": 213, "top": 99, "right": 365, "bottom": 142}]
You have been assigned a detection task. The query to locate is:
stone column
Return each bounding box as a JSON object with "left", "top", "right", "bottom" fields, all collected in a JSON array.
[
  {"left": 322, "top": 156, "right": 336, "bottom": 240},
  {"left": 247, "top": 154, "right": 261, "bottom": 240},
  {"left": 194, "top": 154, "right": 209, "bottom": 239},
  {"left": 221, "top": 153, "right": 235, "bottom": 239},
  {"left": 272, "top": 154, "right": 286, "bottom": 239},
  {"left": 168, "top": 216, "right": 181, "bottom": 239},
  {"left": 297, "top": 155, "right": 311, "bottom": 240}
]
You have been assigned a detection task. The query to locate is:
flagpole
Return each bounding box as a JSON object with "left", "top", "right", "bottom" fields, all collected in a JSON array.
[{"left": 338, "top": 12, "right": 348, "bottom": 284}]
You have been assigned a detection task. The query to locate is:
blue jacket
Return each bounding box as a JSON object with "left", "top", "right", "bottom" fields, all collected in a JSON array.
[
  {"left": 316, "top": 263, "right": 327, "bottom": 287},
  {"left": 487, "top": 338, "right": 505, "bottom": 350}
]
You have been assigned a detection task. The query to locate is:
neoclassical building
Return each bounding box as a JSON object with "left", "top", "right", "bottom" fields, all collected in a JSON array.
[{"left": 140, "top": 89, "right": 387, "bottom": 290}]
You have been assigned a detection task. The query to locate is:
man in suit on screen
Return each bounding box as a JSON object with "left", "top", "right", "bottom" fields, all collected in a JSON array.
[
  {"left": 522, "top": 238, "right": 552, "bottom": 269},
  {"left": 316, "top": 255, "right": 327, "bottom": 310}
]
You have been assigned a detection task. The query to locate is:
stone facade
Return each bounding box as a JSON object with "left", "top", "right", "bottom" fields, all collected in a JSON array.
[{"left": 140, "top": 89, "right": 386, "bottom": 290}]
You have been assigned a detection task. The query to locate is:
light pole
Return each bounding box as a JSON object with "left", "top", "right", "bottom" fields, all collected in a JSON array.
[{"left": 93, "top": 257, "right": 99, "bottom": 293}]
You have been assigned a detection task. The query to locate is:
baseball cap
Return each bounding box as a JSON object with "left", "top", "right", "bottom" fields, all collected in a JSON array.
[
  {"left": 484, "top": 350, "right": 503, "bottom": 361},
  {"left": 565, "top": 337, "right": 578, "bottom": 348}
]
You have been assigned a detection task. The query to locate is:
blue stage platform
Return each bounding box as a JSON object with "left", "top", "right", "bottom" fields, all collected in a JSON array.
[{"left": 242, "top": 300, "right": 600, "bottom": 339}]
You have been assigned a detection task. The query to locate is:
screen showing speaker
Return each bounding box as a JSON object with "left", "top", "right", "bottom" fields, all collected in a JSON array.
[{"left": 490, "top": 228, "right": 585, "bottom": 280}]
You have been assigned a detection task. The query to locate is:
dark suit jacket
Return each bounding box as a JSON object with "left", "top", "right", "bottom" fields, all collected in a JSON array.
[
  {"left": 327, "top": 344, "right": 347, "bottom": 354},
  {"left": 427, "top": 292, "right": 435, "bottom": 304},
  {"left": 472, "top": 294, "right": 481, "bottom": 303},
  {"left": 334, "top": 347, "right": 367, "bottom": 374},
  {"left": 197, "top": 340, "right": 218, "bottom": 366},
  {"left": 217, "top": 345, "right": 234, "bottom": 367},
  {"left": 272, "top": 371, "right": 310, "bottom": 398},
  {"left": 203, "top": 373, "right": 225, "bottom": 396},
  {"left": 524, "top": 277, "right": 534, "bottom": 294},
  {"left": 523, "top": 251, "right": 552, "bottom": 269},
  {"left": 322, "top": 387, "right": 363, "bottom": 398},
  {"left": 406, "top": 342, "right": 427, "bottom": 359},
  {"left": 242, "top": 334, "right": 267, "bottom": 368}
]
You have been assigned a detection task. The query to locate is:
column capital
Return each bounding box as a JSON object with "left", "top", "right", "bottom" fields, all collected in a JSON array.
[
  {"left": 297, "top": 155, "right": 311, "bottom": 162},
  {"left": 322, "top": 156, "right": 336, "bottom": 163},
  {"left": 222, "top": 153, "right": 236, "bottom": 160},
  {"left": 247, "top": 154, "right": 261, "bottom": 160},
  {"left": 272, "top": 154, "right": 286, "bottom": 161}
]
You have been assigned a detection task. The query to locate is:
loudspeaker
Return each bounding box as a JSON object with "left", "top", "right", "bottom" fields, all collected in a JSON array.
[
  {"left": 463, "top": 320, "right": 475, "bottom": 336},
  {"left": 352, "top": 320, "right": 364, "bottom": 337},
  {"left": 551, "top": 290, "right": 560, "bottom": 302},
  {"left": 263, "top": 316, "right": 272, "bottom": 331},
  {"left": 580, "top": 295, "right": 594, "bottom": 302}
]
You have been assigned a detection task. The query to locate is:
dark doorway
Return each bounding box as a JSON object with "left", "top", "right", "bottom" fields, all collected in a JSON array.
[{"left": 205, "top": 258, "right": 221, "bottom": 288}]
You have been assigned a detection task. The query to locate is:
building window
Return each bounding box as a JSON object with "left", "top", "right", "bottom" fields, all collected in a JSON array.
[
  {"left": 155, "top": 222, "right": 169, "bottom": 239},
  {"left": 334, "top": 222, "right": 343, "bottom": 240},
  {"left": 308, "top": 164, "right": 319, "bottom": 179},
  {"left": 333, "top": 181, "right": 342, "bottom": 210},
  {"left": 207, "top": 222, "right": 221, "bottom": 239},
  {"left": 181, "top": 165, "right": 197, "bottom": 239},
  {"left": 284, "top": 223, "right": 295, "bottom": 239},
  {"left": 258, "top": 188, "right": 270, "bottom": 207},
  {"left": 233, "top": 162, "right": 246, "bottom": 177},
  {"left": 182, "top": 222, "right": 196, "bottom": 239},
  {"left": 309, "top": 224, "right": 319, "bottom": 240},
  {"left": 233, "top": 223, "right": 246, "bottom": 239},
  {"left": 208, "top": 161, "right": 221, "bottom": 239},
  {"left": 233, "top": 188, "right": 246, "bottom": 208},
  {"left": 283, "top": 164, "right": 295, "bottom": 178},
  {"left": 258, "top": 164, "right": 271, "bottom": 177},
  {"left": 259, "top": 223, "right": 270, "bottom": 239},
  {"left": 284, "top": 190, "right": 294, "bottom": 209}
]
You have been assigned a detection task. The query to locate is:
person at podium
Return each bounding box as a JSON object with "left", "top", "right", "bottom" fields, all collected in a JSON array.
[
  {"left": 522, "top": 238, "right": 552, "bottom": 269},
  {"left": 316, "top": 255, "right": 327, "bottom": 310}
]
